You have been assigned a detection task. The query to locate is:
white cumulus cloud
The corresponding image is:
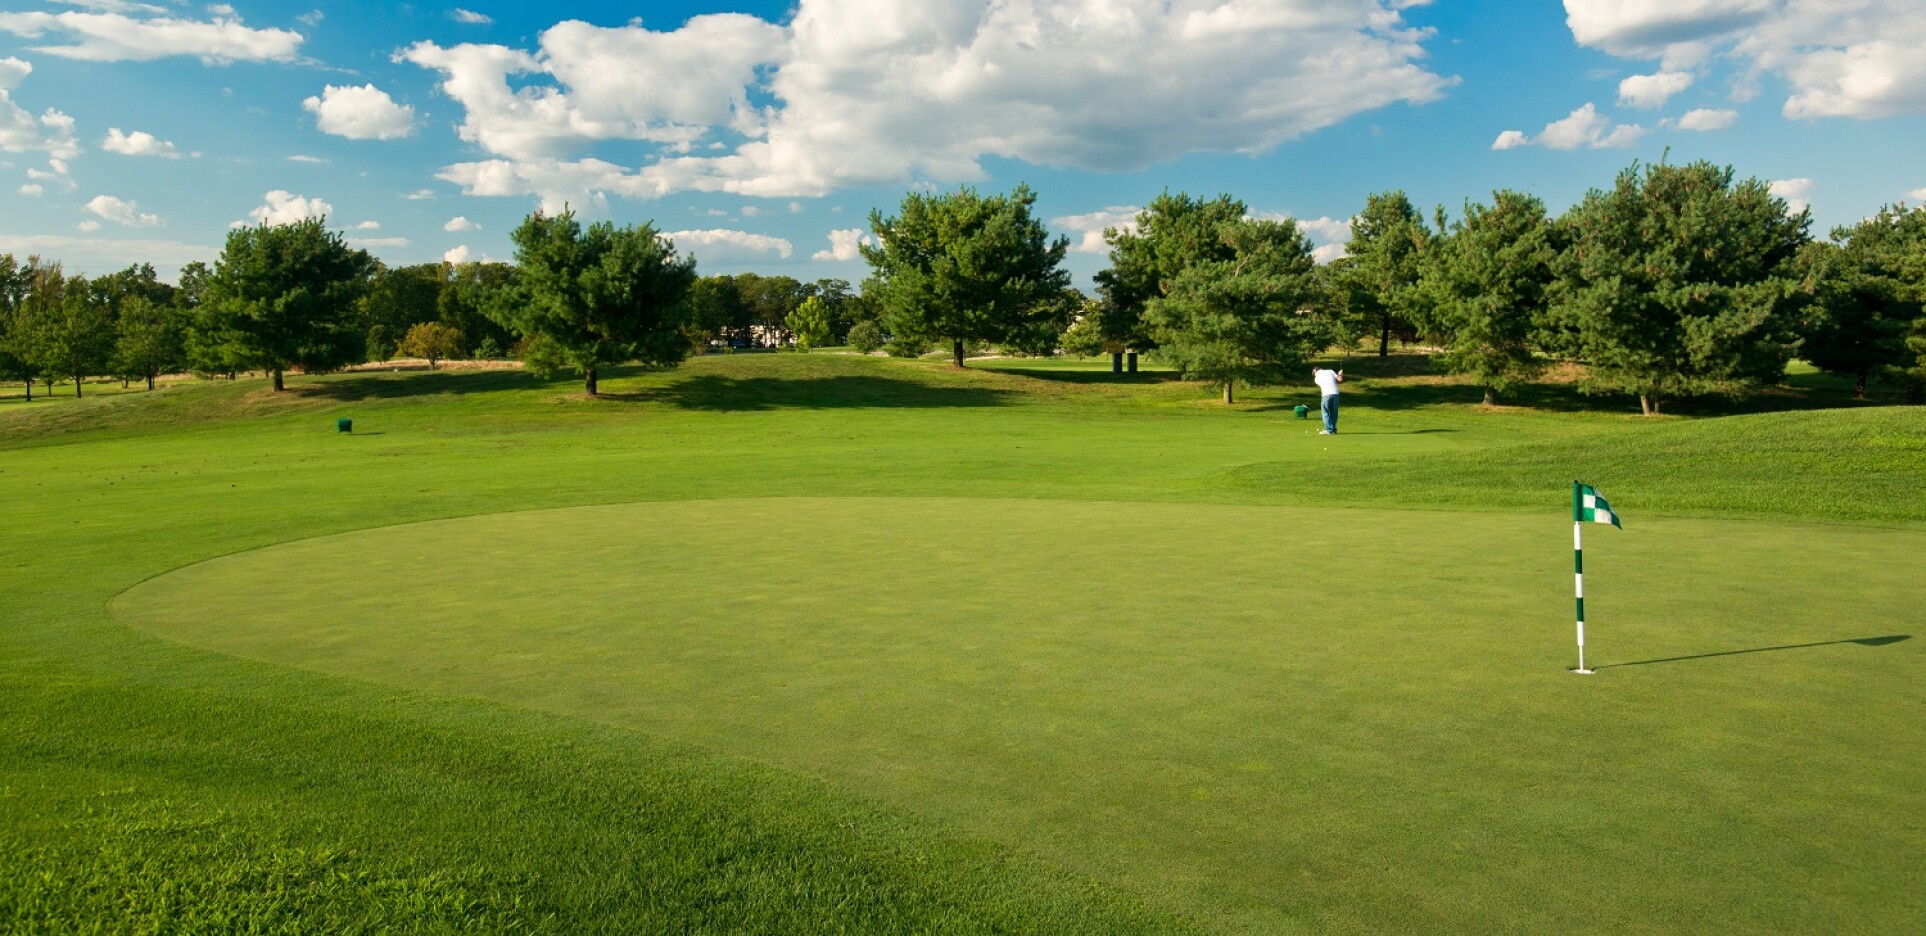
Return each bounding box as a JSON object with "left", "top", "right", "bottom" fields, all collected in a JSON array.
[
  {"left": 241, "top": 190, "right": 332, "bottom": 227},
  {"left": 1052, "top": 207, "right": 1139, "bottom": 255},
  {"left": 302, "top": 84, "right": 416, "bottom": 140},
  {"left": 85, "top": 193, "right": 161, "bottom": 226},
  {"left": 1494, "top": 102, "right": 1647, "bottom": 151},
  {"left": 664, "top": 228, "right": 793, "bottom": 261},
  {"left": 19, "top": 182, "right": 42, "bottom": 196},
  {"left": 77, "top": 219, "right": 101, "bottom": 231},
  {"left": 408, "top": 1, "right": 1455, "bottom": 203},
  {"left": 810, "top": 227, "right": 872, "bottom": 261},
  {"left": 443, "top": 215, "right": 478, "bottom": 231},
  {"left": 451, "top": 9, "right": 493, "bottom": 25},
  {"left": 1769, "top": 177, "right": 1814, "bottom": 214},
  {"left": 0, "top": 55, "right": 29, "bottom": 90},
  {"left": 1565, "top": 0, "right": 1926, "bottom": 120},
  {"left": 1291, "top": 214, "right": 1354, "bottom": 245},
  {"left": 444, "top": 244, "right": 471, "bottom": 263},
  {"left": 1490, "top": 129, "right": 1529, "bottom": 150},
  {"left": 1252, "top": 210, "right": 1352, "bottom": 261},
  {"left": 1617, "top": 71, "right": 1692, "bottom": 108},
  {"left": 1908, "top": 187, "right": 1926, "bottom": 202},
  {"left": 101, "top": 126, "right": 179, "bottom": 157},
  {"left": 1675, "top": 107, "right": 1737, "bottom": 131},
  {"left": 0, "top": 9, "right": 303, "bottom": 63},
  {"left": 1, "top": 60, "right": 81, "bottom": 175},
  {"left": 353, "top": 220, "right": 381, "bottom": 230}
]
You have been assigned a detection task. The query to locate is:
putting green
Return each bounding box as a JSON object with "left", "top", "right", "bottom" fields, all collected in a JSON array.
[{"left": 113, "top": 498, "right": 1926, "bottom": 933}]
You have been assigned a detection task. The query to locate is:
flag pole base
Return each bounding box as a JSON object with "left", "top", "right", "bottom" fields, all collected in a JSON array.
[{"left": 1570, "top": 667, "right": 1595, "bottom": 675}]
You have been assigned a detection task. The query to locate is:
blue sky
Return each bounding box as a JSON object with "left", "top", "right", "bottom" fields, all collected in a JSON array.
[{"left": 3, "top": 0, "right": 1923, "bottom": 287}]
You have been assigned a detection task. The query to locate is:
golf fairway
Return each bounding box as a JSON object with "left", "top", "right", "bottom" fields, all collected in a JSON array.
[{"left": 112, "top": 497, "right": 1926, "bottom": 933}]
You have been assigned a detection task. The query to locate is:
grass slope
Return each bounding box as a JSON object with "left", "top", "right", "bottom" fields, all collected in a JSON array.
[{"left": 4, "top": 352, "right": 1922, "bottom": 933}]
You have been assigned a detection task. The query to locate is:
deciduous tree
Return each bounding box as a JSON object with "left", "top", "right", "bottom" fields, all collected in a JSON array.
[
  {"left": 687, "top": 275, "right": 749, "bottom": 349},
  {"left": 0, "top": 254, "right": 38, "bottom": 399},
  {"left": 846, "top": 319, "right": 885, "bottom": 355},
  {"left": 397, "top": 321, "right": 463, "bottom": 369},
  {"left": 436, "top": 262, "right": 517, "bottom": 356},
  {"left": 37, "top": 276, "right": 116, "bottom": 397},
  {"left": 359, "top": 262, "right": 443, "bottom": 350},
  {"left": 114, "top": 294, "right": 184, "bottom": 391},
  {"left": 786, "top": 296, "right": 832, "bottom": 351}
]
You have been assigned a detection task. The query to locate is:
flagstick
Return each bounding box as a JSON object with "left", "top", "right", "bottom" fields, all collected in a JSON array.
[
  {"left": 1572, "top": 481, "right": 1593, "bottom": 674},
  {"left": 1574, "top": 520, "right": 1592, "bottom": 674}
]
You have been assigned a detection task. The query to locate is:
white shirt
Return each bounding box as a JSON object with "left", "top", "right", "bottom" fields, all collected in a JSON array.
[{"left": 1313, "top": 369, "right": 1342, "bottom": 396}]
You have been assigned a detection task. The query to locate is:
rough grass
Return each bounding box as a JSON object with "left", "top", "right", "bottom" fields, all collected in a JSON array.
[{"left": 3, "top": 351, "right": 1921, "bottom": 934}]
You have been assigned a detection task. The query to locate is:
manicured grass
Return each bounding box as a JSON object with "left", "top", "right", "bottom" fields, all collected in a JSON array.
[{"left": 4, "top": 352, "right": 1923, "bottom": 933}]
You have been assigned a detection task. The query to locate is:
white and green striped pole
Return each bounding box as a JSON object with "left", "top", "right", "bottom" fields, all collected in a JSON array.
[
  {"left": 1570, "top": 481, "right": 1622, "bottom": 674},
  {"left": 1572, "top": 481, "right": 1591, "bottom": 674}
]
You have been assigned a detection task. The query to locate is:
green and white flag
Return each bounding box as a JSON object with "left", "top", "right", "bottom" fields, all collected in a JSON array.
[
  {"left": 1569, "top": 481, "right": 1623, "bottom": 674},
  {"left": 1574, "top": 483, "right": 1622, "bottom": 528}
]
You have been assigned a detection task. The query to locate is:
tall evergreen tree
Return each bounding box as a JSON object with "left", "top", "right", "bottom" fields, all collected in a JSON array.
[
  {"left": 206, "top": 217, "right": 377, "bottom": 391},
  {"left": 1336, "top": 191, "right": 1431, "bottom": 357},
  {"left": 862, "top": 184, "right": 1071, "bottom": 368},
  {"left": 1800, "top": 204, "right": 1926, "bottom": 399},
  {"left": 1144, "top": 217, "right": 1329, "bottom": 404},
  {"left": 492, "top": 208, "right": 696, "bottom": 395},
  {"left": 1420, "top": 190, "right": 1559, "bottom": 404},
  {"left": 1548, "top": 160, "right": 1809, "bottom": 415},
  {"left": 1094, "top": 192, "right": 1247, "bottom": 366}
]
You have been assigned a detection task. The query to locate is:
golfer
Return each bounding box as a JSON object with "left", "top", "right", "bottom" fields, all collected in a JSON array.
[{"left": 1312, "top": 366, "right": 1344, "bottom": 434}]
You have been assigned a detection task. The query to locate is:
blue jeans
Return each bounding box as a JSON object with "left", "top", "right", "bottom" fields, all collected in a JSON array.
[{"left": 1320, "top": 394, "right": 1339, "bottom": 433}]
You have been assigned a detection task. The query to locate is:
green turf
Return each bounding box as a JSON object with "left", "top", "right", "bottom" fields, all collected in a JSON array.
[{"left": 4, "top": 352, "right": 1923, "bottom": 933}]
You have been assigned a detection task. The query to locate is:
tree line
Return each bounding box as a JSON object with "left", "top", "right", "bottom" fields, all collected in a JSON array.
[
  {"left": 4, "top": 158, "right": 1922, "bottom": 410},
  {"left": 1062, "top": 161, "right": 1926, "bottom": 412}
]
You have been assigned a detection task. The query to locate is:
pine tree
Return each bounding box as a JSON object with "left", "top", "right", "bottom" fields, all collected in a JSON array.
[{"left": 1548, "top": 160, "right": 1808, "bottom": 415}]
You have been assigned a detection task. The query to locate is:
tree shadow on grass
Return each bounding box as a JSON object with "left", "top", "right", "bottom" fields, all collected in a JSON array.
[
  {"left": 1290, "top": 367, "right": 1904, "bottom": 416},
  {"left": 603, "top": 374, "right": 1016, "bottom": 411},
  {"left": 969, "top": 364, "right": 1185, "bottom": 386},
  {"left": 293, "top": 369, "right": 546, "bottom": 402},
  {"left": 1599, "top": 634, "right": 1910, "bottom": 669}
]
